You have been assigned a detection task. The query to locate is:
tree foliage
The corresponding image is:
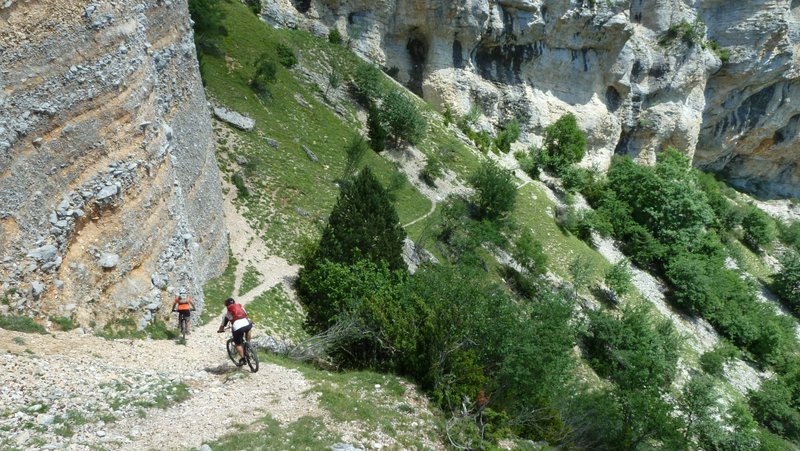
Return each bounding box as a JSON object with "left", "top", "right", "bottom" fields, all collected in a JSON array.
[
  {"left": 468, "top": 160, "right": 517, "bottom": 221},
  {"left": 305, "top": 166, "right": 405, "bottom": 272},
  {"left": 542, "top": 113, "right": 586, "bottom": 172},
  {"left": 774, "top": 251, "right": 800, "bottom": 314}
]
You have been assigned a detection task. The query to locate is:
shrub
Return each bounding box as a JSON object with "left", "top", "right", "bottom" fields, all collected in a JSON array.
[
  {"left": 231, "top": 172, "right": 249, "bottom": 198},
  {"left": 250, "top": 54, "right": 277, "bottom": 97},
  {"left": 276, "top": 43, "right": 297, "bottom": 68},
  {"left": 352, "top": 64, "right": 385, "bottom": 107},
  {"left": 468, "top": 160, "right": 517, "bottom": 221},
  {"left": 188, "top": 0, "right": 226, "bottom": 36},
  {"left": 366, "top": 107, "right": 388, "bottom": 152},
  {"left": 341, "top": 135, "right": 369, "bottom": 180},
  {"left": 495, "top": 119, "right": 520, "bottom": 154},
  {"left": 561, "top": 166, "right": 590, "bottom": 194},
  {"left": 328, "top": 28, "right": 343, "bottom": 45},
  {"left": 542, "top": 113, "right": 586, "bottom": 174},
  {"left": 749, "top": 378, "right": 800, "bottom": 441},
  {"left": 49, "top": 316, "right": 75, "bottom": 331},
  {"left": 512, "top": 229, "right": 548, "bottom": 275},
  {"left": 584, "top": 304, "right": 681, "bottom": 391},
  {"left": 420, "top": 155, "right": 443, "bottom": 186},
  {"left": 605, "top": 259, "right": 633, "bottom": 298},
  {"left": 742, "top": 205, "right": 776, "bottom": 250},
  {"left": 380, "top": 90, "right": 426, "bottom": 145},
  {"left": 0, "top": 315, "right": 47, "bottom": 334},
  {"left": 245, "top": 0, "right": 261, "bottom": 15},
  {"left": 773, "top": 251, "right": 800, "bottom": 314},
  {"left": 700, "top": 341, "right": 739, "bottom": 376}
]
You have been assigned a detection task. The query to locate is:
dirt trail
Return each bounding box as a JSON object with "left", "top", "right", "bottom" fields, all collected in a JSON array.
[{"left": 0, "top": 181, "right": 313, "bottom": 450}]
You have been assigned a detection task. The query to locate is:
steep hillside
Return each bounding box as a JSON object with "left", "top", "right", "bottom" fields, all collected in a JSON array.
[
  {"left": 0, "top": 0, "right": 227, "bottom": 330},
  {"left": 265, "top": 0, "right": 800, "bottom": 198}
]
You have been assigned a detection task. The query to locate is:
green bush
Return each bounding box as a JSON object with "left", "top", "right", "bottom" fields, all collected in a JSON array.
[
  {"left": 351, "top": 64, "right": 385, "bottom": 107},
  {"left": 742, "top": 206, "right": 776, "bottom": 250},
  {"left": 250, "top": 54, "right": 277, "bottom": 97},
  {"left": 749, "top": 378, "right": 800, "bottom": 442},
  {"left": 276, "top": 43, "right": 297, "bottom": 68},
  {"left": 328, "top": 28, "right": 343, "bottom": 45},
  {"left": 245, "top": 0, "right": 261, "bottom": 15},
  {"left": 773, "top": 251, "right": 800, "bottom": 314},
  {"left": 660, "top": 20, "right": 705, "bottom": 47},
  {"left": 420, "top": 155, "right": 443, "bottom": 186},
  {"left": 366, "top": 107, "right": 388, "bottom": 152},
  {"left": 231, "top": 172, "right": 249, "bottom": 198},
  {"left": 468, "top": 160, "right": 517, "bottom": 221},
  {"left": 512, "top": 229, "right": 548, "bottom": 275},
  {"left": 604, "top": 259, "right": 633, "bottom": 298},
  {"left": 0, "top": 315, "right": 47, "bottom": 334},
  {"left": 542, "top": 113, "right": 586, "bottom": 174},
  {"left": 494, "top": 119, "right": 520, "bottom": 154},
  {"left": 341, "top": 135, "right": 369, "bottom": 180},
  {"left": 700, "top": 341, "right": 739, "bottom": 376},
  {"left": 380, "top": 90, "right": 426, "bottom": 145},
  {"left": 49, "top": 316, "right": 75, "bottom": 331},
  {"left": 188, "top": 0, "right": 227, "bottom": 36}
]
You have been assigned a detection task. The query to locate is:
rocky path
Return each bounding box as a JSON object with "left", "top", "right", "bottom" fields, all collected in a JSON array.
[{"left": 0, "top": 181, "right": 314, "bottom": 450}]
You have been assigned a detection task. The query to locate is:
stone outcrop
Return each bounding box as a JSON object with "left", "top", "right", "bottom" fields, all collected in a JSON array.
[
  {"left": 0, "top": 0, "right": 227, "bottom": 329},
  {"left": 264, "top": 0, "right": 800, "bottom": 198}
]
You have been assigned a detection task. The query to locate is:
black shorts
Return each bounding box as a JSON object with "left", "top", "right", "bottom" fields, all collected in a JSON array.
[
  {"left": 178, "top": 310, "right": 191, "bottom": 319},
  {"left": 232, "top": 323, "right": 252, "bottom": 345}
]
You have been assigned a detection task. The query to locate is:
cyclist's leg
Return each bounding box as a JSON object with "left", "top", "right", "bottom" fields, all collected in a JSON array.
[{"left": 233, "top": 328, "right": 246, "bottom": 359}]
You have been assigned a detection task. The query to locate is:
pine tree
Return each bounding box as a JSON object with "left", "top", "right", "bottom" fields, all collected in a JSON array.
[{"left": 312, "top": 166, "right": 405, "bottom": 271}]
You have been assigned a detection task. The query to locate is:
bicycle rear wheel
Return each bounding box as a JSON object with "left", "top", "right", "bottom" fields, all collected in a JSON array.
[
  {"left": 180, "top": 316, "right": 188, "bottom": 340},
  {"left": 226, "top": 338, "right": 239, "bottom": 365},
  {"left": 245, "top": 342, "right": 259, "bottom": 373}
]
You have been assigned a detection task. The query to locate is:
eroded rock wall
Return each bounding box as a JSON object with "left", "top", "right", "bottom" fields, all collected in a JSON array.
[
  {"left": 0, "top": 0, "right": 227, "bottom": 329},
  {"left": 265, "top": 0, "right": 800, "bottom": 198}
]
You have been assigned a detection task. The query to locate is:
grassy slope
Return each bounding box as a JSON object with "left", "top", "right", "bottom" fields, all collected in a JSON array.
[
  {"left": 199, "top": 2, "right": 430, "bottom": 262},
  {"left": 196, "top": 1, "right": 800, "bottom": 447}
]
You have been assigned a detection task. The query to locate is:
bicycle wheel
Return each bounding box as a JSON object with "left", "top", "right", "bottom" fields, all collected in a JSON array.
[
  {"left": 226, "top": 338, "right": 239, "bottom": 365},
  {"left": 245, "top": 342, "right": 259, "bottom": 373},
  {"left": 180, "top": 316, "right": 187, "bottom": 340}
]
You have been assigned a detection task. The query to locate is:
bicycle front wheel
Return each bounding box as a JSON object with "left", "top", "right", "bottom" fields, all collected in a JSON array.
[
  {"left": 180, "top": 317, "right": 188, "bottom": 339},
  {"left": 226, "top": 338, "right": 239, "bottom": 364},
  {"left": 245, "top": 343, "right": 259, "bottom": 373}
]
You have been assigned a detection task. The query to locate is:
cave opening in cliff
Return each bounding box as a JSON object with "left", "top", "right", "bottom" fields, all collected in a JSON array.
[{"left": 406, "top": 30, "right": 428, "bottom": 97}]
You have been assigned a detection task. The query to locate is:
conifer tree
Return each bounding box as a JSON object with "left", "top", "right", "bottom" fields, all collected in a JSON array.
[{"left": 311, "top": 166, "right": 405, "bottom": 271}]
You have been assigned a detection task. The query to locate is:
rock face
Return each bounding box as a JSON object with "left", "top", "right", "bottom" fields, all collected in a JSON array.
[
  {"left": 265, "top": 0, "right": 800, "bottom": 198},
  {"left": 0, "top": 0, "right": 227, "bottom": 328}
]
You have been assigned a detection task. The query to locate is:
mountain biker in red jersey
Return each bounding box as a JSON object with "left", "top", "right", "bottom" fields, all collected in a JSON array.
[{"left": 217, "top": 298, "right": 253, "bottom": 366}]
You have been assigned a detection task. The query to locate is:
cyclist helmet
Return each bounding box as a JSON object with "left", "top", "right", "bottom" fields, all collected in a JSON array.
[
  {"left": 179, "top": 287, "right": 187, "bottom": 296},
  {"left": 224, "top": 298, "right": 235, "bottom": 306}
]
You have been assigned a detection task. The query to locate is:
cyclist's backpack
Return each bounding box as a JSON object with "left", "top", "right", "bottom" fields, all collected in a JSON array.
[{"left": 227, "top": 303, "right": 247, "bottom": 321}]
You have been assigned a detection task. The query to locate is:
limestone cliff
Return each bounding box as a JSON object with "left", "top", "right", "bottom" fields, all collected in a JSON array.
[
  {"left": 265, "top": 0, "right": 800, "bottom": 198},
  {"left": 0, "top": 0, "right": 227, "bottom": 329}
]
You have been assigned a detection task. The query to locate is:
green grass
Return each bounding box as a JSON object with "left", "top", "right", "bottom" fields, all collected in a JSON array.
[
  {"left": 206, "top": 415, "right": 339, "bottom": 450},
  {"left": 514, "top": 184, "right": 609, "bottom": 282},
  {"left": 49, "top": 315, "right": 75, "bottom": 331},
  {"left": 97, "top": 317, "right": 177, "bottom": 340},
  {"left": 239, "top": 264, "right": 263, "bottom": 296},
  {"left": 0, "top": 315, "right": 47, "bottom": 334},
  {"left": 247, "top": 285, "right": 308, "bottom": 343},
  {"left": 199, "top": 1, "right": 431, "bottom": 262},
  {"left": 203, "top": 247, "right": 239, "bottom": 325},
  {"left": 258, "top": 353, "right": 439, "bottom": 449}
]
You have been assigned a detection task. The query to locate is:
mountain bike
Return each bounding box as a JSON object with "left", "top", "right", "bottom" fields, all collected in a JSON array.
[
  {"left": 173, "top": 308, "right": 194, "bottom": 340},
  {"left": 225, "top": 326, "right": 259, "bottom": 373}
]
